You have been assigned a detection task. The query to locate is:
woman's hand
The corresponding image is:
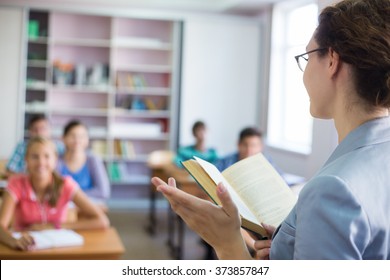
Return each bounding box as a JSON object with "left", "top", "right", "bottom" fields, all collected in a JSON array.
[
  {"left": 253, "top": 223, "right": 275, "bottom": 260},
  {"left": 151, "top": 177, "right": 252, "bottom": 260},
  {"left": 12, "top": 232, "right": 35, "bottom": 251}
]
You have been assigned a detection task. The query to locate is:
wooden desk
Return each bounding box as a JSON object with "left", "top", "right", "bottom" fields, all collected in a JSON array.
[
  {"left": 0, "top": 227, "right": 125, "bottom": 260},
  {"left": 0, "top": 180, "right": 6, "bottom": 196}
]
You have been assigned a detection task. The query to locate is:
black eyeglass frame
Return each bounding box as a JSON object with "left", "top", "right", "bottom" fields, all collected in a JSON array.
[{"left": 294, "top": 47, "right": 327, "bottom": 72}]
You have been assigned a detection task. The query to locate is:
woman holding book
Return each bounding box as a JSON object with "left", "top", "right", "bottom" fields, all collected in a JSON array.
[
  {"left": 0, "top": 137, "right": 109, "bottom": 251},
  {"left": 152, "top": 0, "right": 390, "bottom": 259},
  {"left": 57, "top": 119, "right": 110, "bottom": 201}
]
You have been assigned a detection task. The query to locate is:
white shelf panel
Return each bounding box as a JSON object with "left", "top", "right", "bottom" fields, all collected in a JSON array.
[
  {"left": 51, "top": 38, "right": 111, "bottom": 48},
  {"left": 111, "top": 37, "right": 172, "bottom": 51},
  {"left": 112, "top": 108, "right": 170, "bottom": 118},
  {"left": 109, "top": 134, "right": 169, "bottom": 141},
  {"left": 116, "top": 87, "right": 170, "bottom": 96},
  {"left": 50, "top": 108, "right": 109, "bottom": 116},
  {"left": 116, "top": 64, "right": 172, "bottom": 73},
  {"left": 25, "top": 108, "right": 48, "bottom": 114},
  {"left": 27, "top": 60, "right": 49, "bottom": 68},
  {"left": 49, "top": 85, "right": 112, "bottom": 93},
  {"left": 52, "top": 127, "right": 108, "bottom": 138},
  {"left": 28, "top": 37, "right": 49, "bottom": 44},
  {"left": 26, "top": 82, "right": 49, "bottom": 91}
]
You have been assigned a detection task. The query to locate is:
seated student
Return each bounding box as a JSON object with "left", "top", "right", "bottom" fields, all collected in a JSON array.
[
  {"left": 0, "top": 137, "right": 109, "bottom": 251},
  {"left": 56, "top": 120, "right": 110, "bottom": 201},
  {"left": 6, "top": 114, "right": 64, "bottom": 177},
  {"left": 174, "top": 120, "right": 218, "bottom": 167},
  {"left": 215, "top": 127, "right": 282, "bottom": 173}
]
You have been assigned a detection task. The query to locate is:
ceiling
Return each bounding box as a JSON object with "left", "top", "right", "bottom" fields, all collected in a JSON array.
[{"left": 3, "top": 0, "right": 287, "bottom": 15}]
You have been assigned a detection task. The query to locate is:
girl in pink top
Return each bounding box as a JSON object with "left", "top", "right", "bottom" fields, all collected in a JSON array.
[{"left": 0, "top": 137, "right": 109, "bottom": 251}]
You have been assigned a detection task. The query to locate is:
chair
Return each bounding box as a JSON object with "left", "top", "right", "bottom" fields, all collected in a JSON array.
[{"left": 145, "top": 150, "right": 175, "bottom": 235}]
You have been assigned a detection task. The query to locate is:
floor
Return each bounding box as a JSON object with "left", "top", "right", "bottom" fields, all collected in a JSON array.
[{"left": 106, "top": 184, "right": 212, "bottom": 260}]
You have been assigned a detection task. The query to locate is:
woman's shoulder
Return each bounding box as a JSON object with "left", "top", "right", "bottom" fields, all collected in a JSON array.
[
  {"left": 7, "top": 173, "right": 29, "bottom": 186},
  {"left": 6, "top": 174, "right": 32, "bottom": 200},
  {"left": 61, "top": 175, "right": 80, "bottom": 190},
  {"left": 86, "top": 150, "right": 103, "bottom": 160}
]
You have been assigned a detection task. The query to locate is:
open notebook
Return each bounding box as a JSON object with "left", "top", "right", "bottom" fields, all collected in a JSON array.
[{"left": 13, "top": 229, "right": 84, "bottom": 250}]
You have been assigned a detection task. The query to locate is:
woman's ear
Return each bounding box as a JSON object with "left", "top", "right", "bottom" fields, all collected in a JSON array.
[{"left": 328, "top": 48, "right": 341, "bottom": 78}]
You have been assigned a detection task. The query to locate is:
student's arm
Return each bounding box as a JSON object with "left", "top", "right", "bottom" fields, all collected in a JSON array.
[
  {"left": 6, "top": 142, "right": 26, "bottom": 176},
  {"left": 0, "top": 192, "right": 34, "bottom": 250},
  {"left": 61, "top": 188, "right": 110, "bottom": 230},
  {"left": 84, "top": 153, "right": 111, "bottom": 199}
]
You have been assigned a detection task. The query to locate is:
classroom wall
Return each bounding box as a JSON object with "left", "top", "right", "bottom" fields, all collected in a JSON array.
[
  {"left": 179, "top": 17, "right": 262, "bottom": 156},
  {"left": 0, "top": 7, "right": 24, "bottom": 159}
]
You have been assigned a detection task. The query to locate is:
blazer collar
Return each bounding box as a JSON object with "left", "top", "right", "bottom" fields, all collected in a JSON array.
[{"left": 324, "top": 116, "right": 390, "bottom": 167}]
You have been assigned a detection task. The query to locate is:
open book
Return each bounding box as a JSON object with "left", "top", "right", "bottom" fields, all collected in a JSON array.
[
  {"left": 13, "top": 229, "right": 84, "bottom": 250},
  {"left": 181, "top": 153, "right": 297, "bottom": 237}
]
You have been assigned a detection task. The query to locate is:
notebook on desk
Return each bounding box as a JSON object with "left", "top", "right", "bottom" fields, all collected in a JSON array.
[
  {"left": 13, "top": 229, "right": 84, "bottom": 250},
  {"left": 0, "top": 180, "right": 7, "bottom": 189}
]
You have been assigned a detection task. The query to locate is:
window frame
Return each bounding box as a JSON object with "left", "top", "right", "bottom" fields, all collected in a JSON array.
[{"left": 266, "top": 0, "right": 318, "bottom": 155}]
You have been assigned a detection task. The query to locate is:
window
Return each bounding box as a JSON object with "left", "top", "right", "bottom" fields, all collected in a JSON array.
[{"left": 267, "top": 0, "right": 318, "bottom": 154}]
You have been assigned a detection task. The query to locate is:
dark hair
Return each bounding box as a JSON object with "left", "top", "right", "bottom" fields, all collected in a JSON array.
[
  {"left": 28, "top": 114, "right": 48, "bottom": 130},
  {"left": 315, "top": 0, "right": 390, "bottom": 109},
  {"left": 239, "top": 127, "right": 263, "bottom": 143},
  {"left": 63, "top": 119, "right": 86, "bottom": 137},
  {"left": 25, "top": 137, "right": 64, "bottom": 207},
  {"left": 192, "top": 121, "right": 206, "bottom": 136}
]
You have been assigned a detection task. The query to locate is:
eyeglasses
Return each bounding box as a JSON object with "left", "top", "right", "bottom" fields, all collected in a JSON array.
[{"left": 294, "top": 48, "right": 327, "bottom": 72}]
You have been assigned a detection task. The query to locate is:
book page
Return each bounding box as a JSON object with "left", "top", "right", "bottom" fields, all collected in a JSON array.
[
  {"left": 222, "top": 153, "right": 297, "bottom": 227},
  {"left": 193, "top": 157, "right": 259, "bottom": 226},
  {"left": 13, "top": 229, "right": 84, "bottom": 250}
]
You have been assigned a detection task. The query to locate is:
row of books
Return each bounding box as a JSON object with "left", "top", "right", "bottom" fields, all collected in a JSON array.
[
  {"left": 116, "top": 73, "right": 148, "bottom": 89},
  {"left": 91, "top": 140, "right": 136, "bottom": 158},
  {"left": 114, "top": 140, "right": 136, "bottom": 158},
  {"left": 106, "top": 162, "right": 138, "bottom": 182},
  {"left": 116, "top": 96, "right": 166, "bottom": 111}
]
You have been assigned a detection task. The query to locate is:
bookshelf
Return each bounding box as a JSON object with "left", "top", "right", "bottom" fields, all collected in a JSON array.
[{"left": 23, "top": 10, "right": 181, "bottom": 186}]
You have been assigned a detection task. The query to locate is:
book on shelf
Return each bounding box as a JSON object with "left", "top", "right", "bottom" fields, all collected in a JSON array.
[
  {"left": 91, "top": 140, "right": 107, "bottom": 157},
  {"left": 127, "top": 74, "right": 134, "bottom": 88},
  {"left": 132, "top": 75, "right": 147, "bottom": 89},
  {"left": 114, "top": 140, "right": 123, "bottom": 157},
  {"left": 107, "top": 162, "right": 121, "bottom": 182},
  {"left": 12, "top": 229, "right": 84, "bottom": 250},
  {"left": 181, "top": 153, "right": 297, "bottom": 237},
  {"left": 123, "top": 141, "right": 136, "bottom": 159},
  {"left": 144, "top": 97, "right": 157, "bottom": 110}
]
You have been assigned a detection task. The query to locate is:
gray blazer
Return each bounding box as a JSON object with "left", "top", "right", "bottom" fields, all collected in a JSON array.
[{"left": 271, "top": 117, "right": 390, "bottom": 259}]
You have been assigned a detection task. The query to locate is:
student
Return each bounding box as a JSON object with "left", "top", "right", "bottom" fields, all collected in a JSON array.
[
  {"left": 57, "top": 120, "right": 110, "bottom": 201},
  {"left": 6, "top": 114, "right": 64, "bottom": 177},
  {"left": 0, "top": 137, "right": 109, "bottom": 251},
  {"left": 216, "top": 127, "right": 303, "bottom": 187},
  {"left": 151, "top": 0, "right": 390, "bottom": 259},
  {"left": 215, "top": 127, "right": 283, "bottom": 174},
  {"left": 174, "top": 121, "right": 218, "bottom": 167}
]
